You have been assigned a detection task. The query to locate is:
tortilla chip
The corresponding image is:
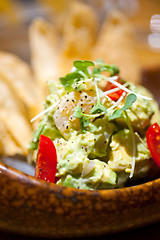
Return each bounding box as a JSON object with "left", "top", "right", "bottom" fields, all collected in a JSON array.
[
  {"left": 39, "top": 0, "right": 71, "bottom": 13},
  {"left": 0, "top": 78, "right": 32, "bottom": 155},
  {"left": 59, "top": 1, "right": 99, "bottom": 76},
  {"left": 0, "top": 52, "right": 43, "bottom": 120},
  {"left": 92, "top": 10, "right": 141, "bottom": 84},
  {"left": 29, "top": 3, "right": 98, "bottom": 83},
  {"left": 61, "top": 1, "right": 98, "bottom": 58},
  {"left": 0, "top": 121, "right": 23, "bottom": 156},
  {"left": 29, "top": 18, "right": 60, "bottom": 91}
]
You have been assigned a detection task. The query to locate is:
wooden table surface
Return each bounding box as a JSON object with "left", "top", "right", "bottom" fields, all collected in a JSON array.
[{"left": 0, "top": 221, "right": 160, "bottom": 240}]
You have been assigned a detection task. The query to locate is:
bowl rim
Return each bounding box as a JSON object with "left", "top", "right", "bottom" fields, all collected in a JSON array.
[
  {"left": 1, "top": 160, "right": 160, "bottom": 195},
  {"left": 1, "top": 160, "right": 160, "bottom": 238}
]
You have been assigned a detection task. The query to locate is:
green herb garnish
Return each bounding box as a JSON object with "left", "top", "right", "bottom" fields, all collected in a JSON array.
[
  {"left": 73, "top": 106, "right": 103, "bottom": 133},
  {"left": 60, "top": 72, "right": 82, "bottom": 92},
  {"left": 60, "top": 59, "right": 119, "bottom": 92},
  {"left": 108, "top": 92, "right": 137, "bottom": 178},
  {"left": 60, "top": 60, "right": 137, "bottom": 124},
  {"left": 73, "top": 60, "right": 95, "bottom": 78},
  {"left": 73, "top": 106, "right": 89, "bottom": 133},
  {"left": 90, "top": 81, "right": 108, "bottom": 114},
  {"left": 73, "top": 105, "right": 83, "bottom": 118},
  {"left": 60, "top": 60, "right": 95, "bottom": 92},
  {"left": 90, "top": 102, "right": 108, "bottom": 114},
  {"left": 109, "top": 93, "right": 137, "bottom": 120},
  {"left": 93, "top": 59, "right": 119, "bottom": 76}
]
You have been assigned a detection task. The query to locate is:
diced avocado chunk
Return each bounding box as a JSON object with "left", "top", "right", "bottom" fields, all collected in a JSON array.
[
  {"left": 55, "top": 133, "right": 117, "bottom": 190},
  {"left": 57, "top": 160, "right": 117, "bottom": 190},
  {"left": 136, "top": 85, "right": 160, "bottom": 125},
  {"left": 28, "top": 120, "right": 62, "bottom": 151},
  {"left": 55, "top": 133, "right": 96, "bottom": 176},
  {"left": 108, "top": 129, "right": 151, "bottom": 174},
  {"left": 89, "top": 116, "right": 117, "bottom": 158},
  {"left": 114, "top": 84, "right": 154, "bottom": 132},
  {"left": 90, "top": 160, "right": 117, "bottom": 187},
  {"left": 57, "top": 175, "right": 92, "bottom": 190},
  {"left": 47, "top": 79, "right": 66, "bottom": 96}
]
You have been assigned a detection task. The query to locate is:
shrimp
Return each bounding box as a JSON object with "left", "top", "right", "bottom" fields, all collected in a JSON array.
[{"left": 54, "top": 90, "right": 96, "bottom": 139}]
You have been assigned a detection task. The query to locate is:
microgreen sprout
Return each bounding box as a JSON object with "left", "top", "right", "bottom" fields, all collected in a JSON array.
[
  {"left": 90, "top": 81, "right": 108, "bottom": 114},
  {"left": 107, "top": 91, "right": 126, "bottom": 112},
  {"left": 109, "top": 93, "right": 137, "bottom": 120},
  {"left": 31, "top": 59, "right": 151, "bottom": 126},
  {"left": 108, "top": 93, "right": 137, "bottom": 178},
  {"left": 31, "top": 102, "right": 58, "bottom": 122},
  {"left": 73, "top": 60, "right": 95, "bottom": 78},
  {"left": 73, "top": 105, "right": 103, "bottom": 133},
  {"left": 93, "top": 59, "right": 119, "bottom": 76},
  {"left": 60, "top": 72, "right": 82, "bottom": 92},
  {"left": 60, "top": 60, "right": 95, "bottom": 92},
  {"left": 95, "top": 74, "right": 152, "bottom": 101}
]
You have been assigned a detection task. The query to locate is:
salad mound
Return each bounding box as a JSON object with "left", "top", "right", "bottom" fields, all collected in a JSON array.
[{"left": 29, "top": 59, "right": 160, "bottom": 190}]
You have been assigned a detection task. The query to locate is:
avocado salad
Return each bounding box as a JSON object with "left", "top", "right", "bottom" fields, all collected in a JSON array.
[{"left": 29, "top": 59, "right": 160, "bottom": 190}]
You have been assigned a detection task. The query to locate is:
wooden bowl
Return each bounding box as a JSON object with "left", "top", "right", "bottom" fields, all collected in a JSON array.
[
  {"left": 1, "top": 161, "right": 160, "bottom": 239},
  {"left": 0, "top": 67, "right": 160, "bottom": 238}
]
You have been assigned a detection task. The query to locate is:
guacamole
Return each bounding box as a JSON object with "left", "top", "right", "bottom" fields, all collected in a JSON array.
[{"left": 29, "top": 60, "right": 160, "bottom": 190}]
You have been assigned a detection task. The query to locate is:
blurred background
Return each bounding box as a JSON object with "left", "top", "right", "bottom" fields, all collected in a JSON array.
[{"left": 0, "top": 0, "right": 160, "bottom": 66}]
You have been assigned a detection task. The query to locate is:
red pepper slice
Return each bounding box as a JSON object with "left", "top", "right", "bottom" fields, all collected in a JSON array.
[
  {"left": 104, "top": 77, "right": 125, "bottom": 101},
  {"left": 146, "top": 123, "right": 160, "bottom": 167},
  {"left": 35, "top": 135, "right": 57, "bottom": 183}
]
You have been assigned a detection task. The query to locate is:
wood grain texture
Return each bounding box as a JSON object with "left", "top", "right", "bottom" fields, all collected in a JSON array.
[{"left": 0, "top": 161, "right": 160, "bottom": 238}]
